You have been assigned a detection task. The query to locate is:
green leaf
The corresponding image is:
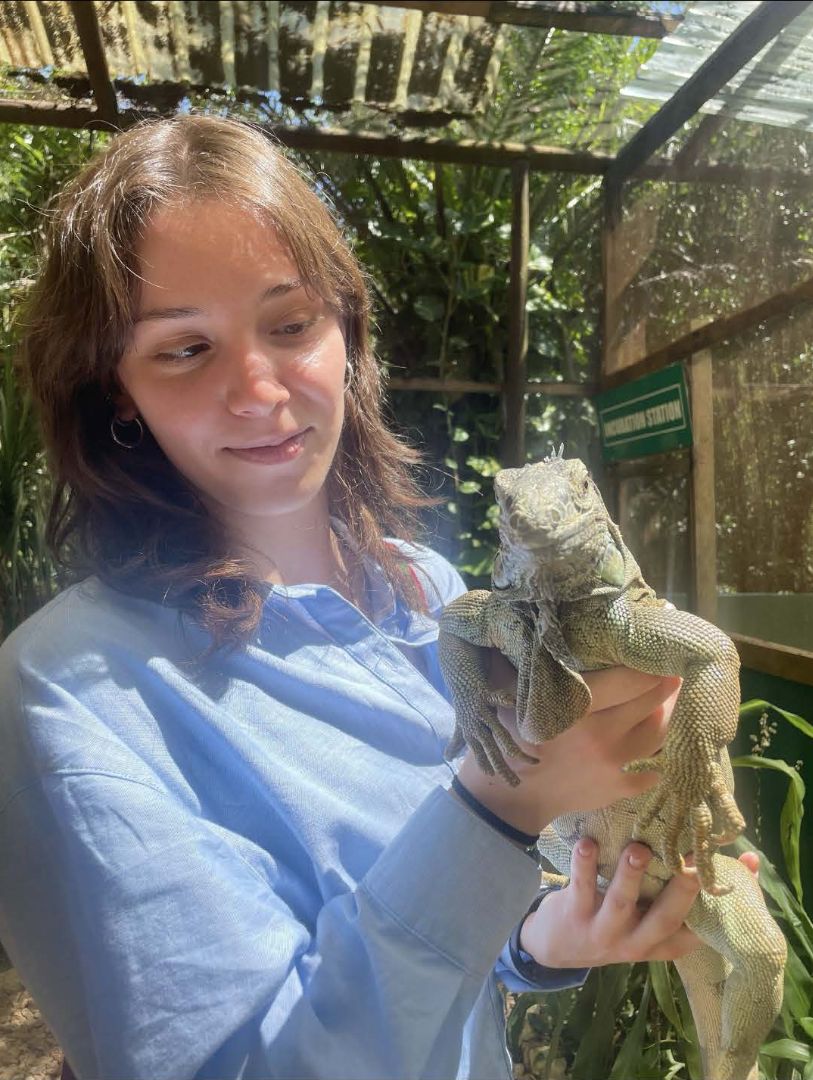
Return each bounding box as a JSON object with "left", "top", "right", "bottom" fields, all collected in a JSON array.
[
  {"left": 740, "top": 699, "right": 813, "bottom": 740},
  {"left": 608, "top": 973, "right": 651, "bottom": 1078},
  {"left": 649, "top": 960, "right": 685, "bottom": 1037},
  {"left": 800, "top": 1017, "right": 813, "bottom": 1039},
  {"left": 412, "top": 295, "right": 445, "bottom": 322},
  {"left": 760, "top": 1038, "right": 812, "bottom": 1063},
  {"left": 571, "top": 965, "right": 631, "bottom": 1079},
  {"left": 732, "top": 754, "right": 805, "bottom": 903}
]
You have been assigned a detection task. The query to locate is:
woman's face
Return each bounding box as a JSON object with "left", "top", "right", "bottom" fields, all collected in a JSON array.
[{"left": 117, "top": 200, "right": 348, "bottom": 533}]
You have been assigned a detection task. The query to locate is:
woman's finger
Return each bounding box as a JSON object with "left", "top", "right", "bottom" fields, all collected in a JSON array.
[
  {"left": 624, "top": 865, "right": 701, "bottom": 959},
  {"left": 567, "top": 837, "right": 602, "bottom": 920},
  {"left": 583, "top": 667, "right": 664, "bottom": 713},
  {"left": 739, "top": 852, "right": 760, "bottom": 879},
  {"left": 640, "top": 925, "right": 702, "bottom": 962},
  {"left": 578, "top": 677, "right": 680, "bottom": 768},
  {"left": 595, "top": 843, "right": 653, "bottom": 936}
]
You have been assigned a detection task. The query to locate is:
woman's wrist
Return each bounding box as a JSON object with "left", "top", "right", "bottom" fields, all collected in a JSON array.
[{"left": 455, "top": 751, "right": 554, "bottom": 837}]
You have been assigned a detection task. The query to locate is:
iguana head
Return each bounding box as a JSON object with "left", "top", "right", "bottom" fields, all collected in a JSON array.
[{"left": 492, "top": 450, "right": 624, "bottom": 599}]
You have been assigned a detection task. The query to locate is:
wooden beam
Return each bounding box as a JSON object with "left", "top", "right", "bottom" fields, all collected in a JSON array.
[
  {"left": 1, "top": 94, "right": 812, "bottom": 188},
  {"left": 272, "top": 126, "right": 813, "bottom": 186},
  {"left": 600, "top": 274, "right": 813, "bottom": 391},
  {"left": 375, "top": 1, "right": 679, "bottom": 38},
  {"left": 502, "top": 160, "right": 530, "bottom": 468},
  {"left": 0, "top": 98, "right": 109, "bottom": 130},
  {"left": 607, "top": 1, "right": 812, "bottom": 186},
  {"left": 269, "top": 126, "right": 614, "bottom": 174},
  {"left": 387, "top": 378, "right": 593, "bottom": 396},
  {"left": 732, "top": 634, "right": 813, "bottom": 687},
  {"left": 67, "top": 0, "right": 118, "bottom": 125},
  {"left": 687, "top": 331, "right": 717, "bottom": 624}
]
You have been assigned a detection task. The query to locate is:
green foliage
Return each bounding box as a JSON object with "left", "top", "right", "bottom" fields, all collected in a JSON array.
[
  {"left": 505, "top": 698, "right": 813, "bottom": 1080},
  {"left": 296, "top": 28, "right": 656, "bottom": 582},
  {"left": 0, "top": 125, "right": 102, "bottom": 640}
]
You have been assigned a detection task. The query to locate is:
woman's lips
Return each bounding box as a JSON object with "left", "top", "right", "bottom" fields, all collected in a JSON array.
[{"left": 225, "top": 430, "right": 308, "bottom": 464}]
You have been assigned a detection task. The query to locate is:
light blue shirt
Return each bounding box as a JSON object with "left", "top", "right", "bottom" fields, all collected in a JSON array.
[{"left": 0, "top": 538, "right": 584, "bottom": 1080}]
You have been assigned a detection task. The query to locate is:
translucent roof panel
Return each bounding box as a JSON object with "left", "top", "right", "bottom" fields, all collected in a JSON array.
[{"left": 622, "top": 1, "right": 813, "bottom": 134}]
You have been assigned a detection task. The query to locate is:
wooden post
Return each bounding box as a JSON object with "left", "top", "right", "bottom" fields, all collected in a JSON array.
[
  {"left": 68, "top": 0, "right": 118, "bottom": 126},
  {"left": 687, "top": 324, "right": 718, "bottom": 624},
  {"left": 502, "top": 160, "right": 529, "bottom": 467},
  {"left": 600, "top": 179, "right": 622, "bottom": 378}
]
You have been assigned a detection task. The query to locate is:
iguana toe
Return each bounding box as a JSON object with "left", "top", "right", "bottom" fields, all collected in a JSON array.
[
  {"left": 446, "top": 698, "right": 537, "bottom": 787},
  {"left": 622, "top": 755, "right": 665, "bottom": 777},
  {"left": 486, "top": 688, "right": 518, "bottom": 709},
  {"left": 707, "top": 787, "right": 746, "bottom": 845}
]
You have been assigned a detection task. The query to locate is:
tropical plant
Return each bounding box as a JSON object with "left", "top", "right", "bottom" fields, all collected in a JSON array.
[{"left": 0, "top": 125, "right": 104, "bottom": 639}]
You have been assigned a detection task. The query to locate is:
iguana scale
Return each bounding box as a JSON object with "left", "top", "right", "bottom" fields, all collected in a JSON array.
[{"left": 438, "top": 451, "right": 786, "bottom": 1080}]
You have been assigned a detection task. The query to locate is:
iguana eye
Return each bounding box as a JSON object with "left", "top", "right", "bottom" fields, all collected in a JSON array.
[{"left": 582, "top": 478, "right": 590, "bottom": 494}]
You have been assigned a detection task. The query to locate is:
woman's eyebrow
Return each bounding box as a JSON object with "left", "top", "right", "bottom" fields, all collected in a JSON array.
[{"left": 134, "top": 279, "right": 303, "bottom": 324}]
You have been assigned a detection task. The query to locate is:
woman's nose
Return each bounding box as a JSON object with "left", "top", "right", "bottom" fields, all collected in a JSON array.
[{"left": 224, "top": 347, "right": 291, "bottom": 416}]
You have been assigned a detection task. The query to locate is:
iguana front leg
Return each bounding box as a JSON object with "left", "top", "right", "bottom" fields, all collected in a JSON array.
[
  {"left": 563, "top": 600, "right": 745, "bottom": 895},
  {"left": 438, "top": 591, "right": 538, "bottom": 784}
]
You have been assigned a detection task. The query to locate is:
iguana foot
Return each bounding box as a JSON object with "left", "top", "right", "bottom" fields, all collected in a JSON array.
[
  {"left": 444, "top": 696, "right": 537, "bottom": 786},
  {"left": 625, "top": 756, "right": 744, "bottom": 895}
]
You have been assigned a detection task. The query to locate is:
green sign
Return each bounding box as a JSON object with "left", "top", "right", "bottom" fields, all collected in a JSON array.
[{"left": 596, "top": 362, "right": 692, "bottom": 462}]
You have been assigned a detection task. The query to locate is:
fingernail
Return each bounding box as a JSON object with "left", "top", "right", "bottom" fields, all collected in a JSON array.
[
  {"left": 577, "top": 839, "right": 594, "bottom": 857},
  {"left": 628, "top": 849, "right": 650, "bottom": 869}
]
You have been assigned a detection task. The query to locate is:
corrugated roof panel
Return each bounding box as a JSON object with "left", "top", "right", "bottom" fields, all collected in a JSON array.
[{"left": 0, "top": 2, "right": 505, "bottom": 117}]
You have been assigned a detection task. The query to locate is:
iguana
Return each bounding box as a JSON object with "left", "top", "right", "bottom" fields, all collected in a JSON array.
[{"left": 438, "top": 451, "right": 787, "bottom": 1080}]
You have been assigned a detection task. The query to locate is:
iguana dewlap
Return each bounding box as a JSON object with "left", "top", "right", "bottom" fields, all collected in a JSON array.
[{"left": 438, "top": 452, "right": 786, "bottom": 1080}]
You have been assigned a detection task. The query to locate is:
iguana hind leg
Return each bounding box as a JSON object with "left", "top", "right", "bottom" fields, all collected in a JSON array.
[{"left": 680, "top": 854, "right": 786, "bottom": 1080}]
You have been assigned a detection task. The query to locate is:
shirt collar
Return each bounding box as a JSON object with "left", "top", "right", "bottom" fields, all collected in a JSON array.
[{"left": 264, "top": 517, "right": 437, "bottom": 645}]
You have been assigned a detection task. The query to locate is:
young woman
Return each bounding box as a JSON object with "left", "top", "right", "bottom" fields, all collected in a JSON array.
[{"left": 0, "top": 115, "right": 756, "bottom": 1080}]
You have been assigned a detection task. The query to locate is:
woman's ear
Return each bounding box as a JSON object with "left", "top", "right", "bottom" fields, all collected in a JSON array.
[{"left": 107, "top": 387, "right": 139, "bottom": 422}]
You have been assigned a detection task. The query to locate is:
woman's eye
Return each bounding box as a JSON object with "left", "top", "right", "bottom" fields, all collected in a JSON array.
[
  {"left": 275, "top": 318, "right": 317, "bottom": 337},
  {"left": 156, "top": 343, "right": 208, "bottom": 361}
]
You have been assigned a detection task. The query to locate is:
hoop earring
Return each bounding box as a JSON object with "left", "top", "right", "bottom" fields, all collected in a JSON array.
[
  {"left": 344, "top": 359, "right": 354, "bottom": 392},
  {"left": 110, "top": 415, "right": 144, "bottom": 449}
]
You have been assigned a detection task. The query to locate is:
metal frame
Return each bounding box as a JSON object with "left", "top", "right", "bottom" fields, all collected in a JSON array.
[{"left": 1, "top": 0, "right": 810, "bottom": 682}]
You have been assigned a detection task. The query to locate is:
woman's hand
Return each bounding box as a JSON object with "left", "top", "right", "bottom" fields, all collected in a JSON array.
[
  {"left": 520, "top": 840, "right": 760, "bottom": 968},
  {"left": 455, "top": 656, "right": 682, "bottom": 836}
]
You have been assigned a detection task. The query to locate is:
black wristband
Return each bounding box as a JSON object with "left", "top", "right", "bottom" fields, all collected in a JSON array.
[
  {"left": 450, "top": 775, "right": 540, "bottom": 850},
  {"left": 508, "top": 887, "right": 590, "bottom": 984}
]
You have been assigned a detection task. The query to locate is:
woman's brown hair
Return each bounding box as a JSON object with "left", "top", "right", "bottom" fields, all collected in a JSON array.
[{"left": 19, "top": 113, "right": 436, "bottom": 653}]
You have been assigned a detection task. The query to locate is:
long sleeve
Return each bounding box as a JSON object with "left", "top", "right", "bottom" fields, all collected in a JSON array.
[
  {"left": 0, "top": 546, "right": 584, "bottom": 1080},
  {"left": 1, "top": 736, "right": 540, "bottom": 1079}
]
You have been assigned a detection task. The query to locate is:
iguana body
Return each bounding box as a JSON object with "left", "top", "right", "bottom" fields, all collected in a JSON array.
[{"left": 438, "top": 453, "right": 786, "bottom": 1080}]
